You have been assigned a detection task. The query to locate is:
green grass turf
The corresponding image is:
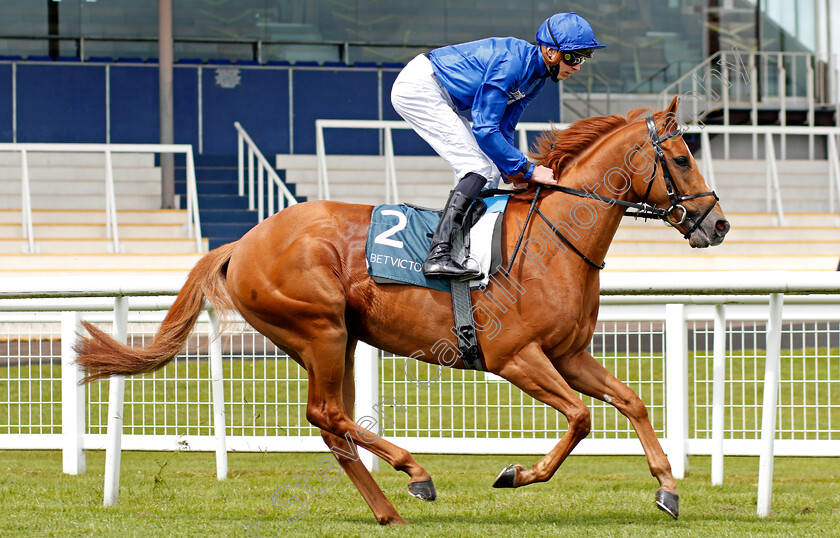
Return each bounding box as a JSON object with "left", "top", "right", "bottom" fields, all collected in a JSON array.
[{"left": 0, "top": 450, "right": 838, "bottom": 537}]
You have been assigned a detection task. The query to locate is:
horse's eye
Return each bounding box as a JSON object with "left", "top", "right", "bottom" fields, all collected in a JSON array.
[{"left": 673, "top": 156, "right": 690, "bottom": 168}]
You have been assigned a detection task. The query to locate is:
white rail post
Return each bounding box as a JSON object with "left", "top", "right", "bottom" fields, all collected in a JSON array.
[
  {"left": 104, "top": 149, "right": 120, "bottom": 253},
  {"left": 827, "top": 132, "right": 840, "bottom": 218},
  {"left": 764, "top": 133, "right": 786, "bottom": 226},
  {"left": 750, "top": 54, "right": 759, "bottom": 159},
  {"left": 711, "top": 304, "right": 726, "bottom": 486},
  {"left": 316, "top": 122, "right": 330, "bottom": 200},
  {"left": 807, "top": 57, "right": 815, "bottom": 160},
  {"left": 354, "top": 341, "right": 379, "bottom": 472},
  {"left": 208, "top": 309, "right": 228, "bottom": 480},
  {"left": 721, "top": 52, "right": 730, "bottom": 157},
  {"left": 757, "top": 292, "right": 784, "bottom": 518},
  {"left": 384, "top": 126, "right": 398, "bottom": 204},
  {"left": 185, "top": 147, "right": 203, "bottom": 252},
  {"left": 257, "top": 159, "right": 265, "bottom": 222},
  {"left": 518, "top": 128, "right": 528, "bottom": 153},
  {"left": 19, "top": 147, "right": 36, "bottom": 254},
  {"left": 61, "top": 311, "right": 85, "bottom": 475},
  {"left": 237, "top": 126, "right": 245, "bottom": 197},
  {"left": 665, "top": 303, "right": 688, "bottom": 479},
  {"left": 247, "top": 145, "right": 255, "bottom": 211},
  {"left": 103, "top": 296, "right": 128, "bottom": 507},
  {"left": 778, "top": 56, "right": 787, "bottom": 158},
  {"left": 266, "top": 161, "right": 275, "bottom": 217},
  {"left": 700, "top": 130, "right": 716, "bottom": 191}
]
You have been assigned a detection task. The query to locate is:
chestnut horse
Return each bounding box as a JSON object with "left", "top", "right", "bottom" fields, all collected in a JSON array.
[{"left": 74, "top": 97, "right": 729, "bottom": 524}]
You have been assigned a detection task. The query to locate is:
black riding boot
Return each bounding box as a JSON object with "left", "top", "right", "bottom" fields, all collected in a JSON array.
[{"left": 422, "top": 190, "right": 481, "bottom": 279}]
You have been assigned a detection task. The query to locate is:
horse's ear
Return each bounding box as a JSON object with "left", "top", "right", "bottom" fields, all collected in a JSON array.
[{"left": 666, "top": 95, "right": 680, "bottom": 115}]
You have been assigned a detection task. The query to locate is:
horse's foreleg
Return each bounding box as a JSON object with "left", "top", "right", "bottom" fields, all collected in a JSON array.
[
  {"left": 490, "top": 343, "right": 591, "bottom": 489},
  {"left": 555, "top": 350, "right": 679, "bottom": 519},
  {"left": 318, "top": 340, "right": 406, "bottom": 525}
]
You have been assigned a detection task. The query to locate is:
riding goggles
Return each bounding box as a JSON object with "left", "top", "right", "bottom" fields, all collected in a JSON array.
[{"left": 560, "top": 51, "right": 588, "bottom": 66}]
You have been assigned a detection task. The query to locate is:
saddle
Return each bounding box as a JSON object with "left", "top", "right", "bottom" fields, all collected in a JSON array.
[{"left": 365, "top": 193, "right": 511, "bottom": 370}]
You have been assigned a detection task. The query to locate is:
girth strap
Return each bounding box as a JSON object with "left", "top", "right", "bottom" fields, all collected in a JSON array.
[{"left": 450, "top": 279, "right": 484, "bottom": 371}]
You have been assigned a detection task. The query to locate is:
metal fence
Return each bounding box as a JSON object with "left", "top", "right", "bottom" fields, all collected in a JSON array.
[
  {"left": 2, "top": 273, "right": 839, "bottom": 453},
  {"left": 1, "top": 273, "right": 839, "bottom": 514}
]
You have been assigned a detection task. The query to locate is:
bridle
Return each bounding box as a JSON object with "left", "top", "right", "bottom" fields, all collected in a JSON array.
[
  {"left": 639, "top": 116, "right": 719, "bottom": 235},
  {"left": 505, "top": 115, "right": 720, "bottom": 272}
]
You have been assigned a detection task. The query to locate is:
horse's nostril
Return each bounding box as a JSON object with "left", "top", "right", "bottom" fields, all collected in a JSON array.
[{"left": 715, "top": 220, "right": 730, "bottom": 234}]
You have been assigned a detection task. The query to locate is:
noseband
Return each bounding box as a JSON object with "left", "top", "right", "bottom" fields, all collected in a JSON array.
[{"left": 505, "top": 115, "right": 720, "bottom": 272}]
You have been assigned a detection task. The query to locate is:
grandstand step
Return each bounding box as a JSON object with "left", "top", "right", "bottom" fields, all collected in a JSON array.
[
  {"left": 0, "top": 167, "right": 160, "bottom": 182},
  {"left": 293, "top": 182, "right": 455, "bottom": 198},
  {"left": 286, "top": 169, "right": 456, "bottom": 184},
  {"left": 0, "top": 178, "right": 160, "bottom": 196},
  {"left": 197, "top": 194, "right": 251, "bottom": 210},
  {"left": 609, "top": 240, "right": 840, "bottom": 256},
  {"left": 193, "top": 180, "right": 242, "bottom": 195},
  {"left": 276, "top": 154, "right": 453, "bottom": 171},
  {"left": 192, "top": 168, "right": 239, "bottom": 181},
  {"left": 0, "top": 209, "right": 193, "bottom": 225},
  {"left": 603, "top": 254, "right": 840, "bottom": 272},
  {"left": 615, "top": 225, "right": 840, "bottom": 242},
  {"left": 722, "top": 213, "right": 840, "bottom": 227},
  {"left": 0, "top": 237, "right": 204, "bottom": 254},
  {"left": 0, "top": 253, "right": 203, "bottom": 274},
  {"left": 0, "top": 151, "right": 156, "bottom": 168},
  {"left": 0, "top": 223, "right": 191, "bottom": 239},
  {"left": 199, "top": 209, "right": 259, "bottom": 224},
  {"left": 0, "top": 195, "right": 162, "bottom": 211},
  {"left": 201, "top": 222, "right": 257, "bottom": 238},
  {"left": 297, "top": 195, "right": 445, "bottom": 208}
]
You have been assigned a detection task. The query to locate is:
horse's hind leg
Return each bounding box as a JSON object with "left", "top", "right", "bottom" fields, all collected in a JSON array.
[
  {"left": 556, "top": 350, "right": 679, "bottom": 519},
  {"left": 301, "top": 334, "right": 436, "bottom": 504},
  {"left": 318, "top": 339, "right": 406, "bottom": 525}
]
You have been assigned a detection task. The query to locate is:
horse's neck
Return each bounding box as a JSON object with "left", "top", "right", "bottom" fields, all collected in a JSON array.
[{"left": 544, "top": 134, "right": 639, "bottom": 267}]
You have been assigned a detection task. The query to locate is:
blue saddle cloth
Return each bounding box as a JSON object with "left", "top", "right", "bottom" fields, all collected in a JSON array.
[{"left": 365, "top": 195, "right": 509, "bottom": 293}]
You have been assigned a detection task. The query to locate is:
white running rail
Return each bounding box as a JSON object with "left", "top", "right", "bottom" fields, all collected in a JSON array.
[
  {"left": 0, "top": 143, "right": 204, "bottom": 253},
  {"left": 235, "top": 122, "right": 298, "bottom": 222}
]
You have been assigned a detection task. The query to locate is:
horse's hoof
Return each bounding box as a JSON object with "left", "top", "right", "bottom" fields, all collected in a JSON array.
[
  {"left": 492, "top": 465, "right": 517, "bottom": 488},
  {"left": 408, "top": 479, "right": 437, "bottom": 501},
  {"left": 655, "top": 490, "right": 679, "bottom": 519}
]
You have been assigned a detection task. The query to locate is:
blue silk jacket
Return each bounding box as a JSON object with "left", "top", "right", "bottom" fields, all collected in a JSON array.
[{"left": 428, "top": 37, "right": 549, "bottom": 177}]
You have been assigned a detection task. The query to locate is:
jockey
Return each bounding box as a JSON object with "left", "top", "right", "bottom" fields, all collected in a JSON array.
[{"left": 391, "top": 12, "right": 604, "bottom": 279}]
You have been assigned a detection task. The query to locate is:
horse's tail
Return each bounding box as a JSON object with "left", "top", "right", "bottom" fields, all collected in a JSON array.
[{"left": 74, "top": 242, "right": 238, "bottom": 384}]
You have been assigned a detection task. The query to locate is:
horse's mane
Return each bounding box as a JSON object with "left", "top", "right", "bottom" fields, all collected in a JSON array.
[{"left": 530, "top": 108, "right": 649, "bottom": 177}]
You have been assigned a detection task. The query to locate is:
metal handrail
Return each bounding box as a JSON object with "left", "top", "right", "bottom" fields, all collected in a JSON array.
[
  {"left": 660, "top": 51, "right": 835, "bottom": 131},
  {"left": 234, "top": 122, "right": 298, "bottom": 222},
  {"left": 0, "top": 143, "right": 203, "bottom": 253}
]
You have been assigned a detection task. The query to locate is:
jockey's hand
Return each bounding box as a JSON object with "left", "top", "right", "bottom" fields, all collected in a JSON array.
[{"left": 530, "top": 165, "right": 557, "bottom": 185}]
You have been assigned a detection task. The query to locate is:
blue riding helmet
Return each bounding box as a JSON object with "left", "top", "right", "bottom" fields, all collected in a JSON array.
[{"left": 536, "top": 12, "right": 605, "bottom": 54}]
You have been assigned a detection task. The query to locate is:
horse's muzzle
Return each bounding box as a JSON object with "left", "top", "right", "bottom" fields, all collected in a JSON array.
[{"left": 686, "top": 209, "right": 729, "bottom": 248}]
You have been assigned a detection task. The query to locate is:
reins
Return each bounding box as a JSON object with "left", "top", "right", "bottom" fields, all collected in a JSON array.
[{"left": 505, "top": 115, "right": 720, "bottom": 272}]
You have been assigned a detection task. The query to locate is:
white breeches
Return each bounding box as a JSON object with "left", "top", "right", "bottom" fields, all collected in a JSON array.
[{"left": 390, "top": 54, "right": 501, "bottom": 189}]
